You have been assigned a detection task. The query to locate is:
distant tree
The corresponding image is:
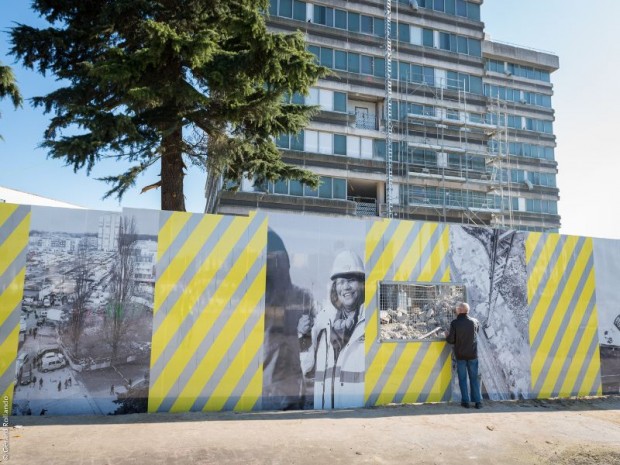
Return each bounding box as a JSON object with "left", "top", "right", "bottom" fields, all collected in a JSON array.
[
  {"left": 67, "top": 246, "right": 94, "bottom": 357},
  {"left": 10, "top": 1, "right": 327, "bottom": 211},
  {"left": 0, "top": 63, "right": 22, "bottom": 140}
]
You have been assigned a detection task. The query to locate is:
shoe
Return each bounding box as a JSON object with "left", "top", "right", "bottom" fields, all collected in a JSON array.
[
  {"left": 461, "top": 402, "right": 470, "bottom": 408},
  {"left": 475, "top": 402, "right": 482, "bottom": 409}
]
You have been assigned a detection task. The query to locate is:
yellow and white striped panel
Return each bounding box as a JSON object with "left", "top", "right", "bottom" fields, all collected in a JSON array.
[
  {"left": 0, "top": 204, "right": 31, "bottom": 413},
  {"left": 148, "top": 211, "right": 267, "bottom": 413},
  {"left": 364, "top": 219, "right": 451, "bottom": 406},
  {"left": 526, "top": 233, "right": 601, "bottom": 398}
]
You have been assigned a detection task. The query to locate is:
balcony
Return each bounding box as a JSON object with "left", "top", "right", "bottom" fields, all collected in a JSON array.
[{"left": 353, "top": 110, "right": 378, "bottom": 131}]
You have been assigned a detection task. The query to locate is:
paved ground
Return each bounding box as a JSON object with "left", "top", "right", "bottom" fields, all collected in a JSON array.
[{"left": 4, "top": 397, "right": 620, "bottom": 465}]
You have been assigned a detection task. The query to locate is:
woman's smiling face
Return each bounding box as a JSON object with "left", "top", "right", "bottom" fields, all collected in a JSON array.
[{"left": 335, "top": 276, "right": 362, "bottom": 310}]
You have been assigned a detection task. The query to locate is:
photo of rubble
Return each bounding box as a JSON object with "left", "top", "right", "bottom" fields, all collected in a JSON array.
[
  {"left": 13, "top": 206, "right": 157, "bottom": 415},
  {"left": 379, "top": 283, "right": 466, "bottom": 341},
  {"left": 592, "top": 239, "right": 620, "bottom": 394},
  {"left": 449, "top": 225, "right": 530, "bottom": 401}
]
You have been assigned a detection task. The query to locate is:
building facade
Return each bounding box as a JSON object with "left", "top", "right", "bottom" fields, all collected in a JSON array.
[{"left": 217, "top": 0, "right": 560, "bottom": 232}]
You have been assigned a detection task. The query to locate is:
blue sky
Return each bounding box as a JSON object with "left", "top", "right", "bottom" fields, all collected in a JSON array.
[{"left": 1, "top": 1, "right": 619, "bottom": 239}]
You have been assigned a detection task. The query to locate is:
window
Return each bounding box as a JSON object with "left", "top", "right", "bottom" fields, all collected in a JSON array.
[
  {"left": 398, "top": 23, "right": 410, "bottom": 43},
  {"left": 334, "top": 50, "right": 347, "bottom": 70},
  {"left": 335, "top": 9, "right": 347, "bottom": 29},
  {"left": 439, "top": 32, "right": 452, "bottom": 51},
  {"left": 333, "top": 92, "right": 347, "bottom": 112},
  {"left": 293, "top": 0, "right": 306, "bottom": 20},
  {"left": 422, "top": 28, "right": 434, "bottom": 47},
  {"left": 374, "top": 58, "right": 385, "bottom": 78},
  {"left": 290, "top": 180, "right": 303, "bottom": 196},
  {"left": 334, "top": 134, "right": 347, "bottom": 155},
  {"left": 468, "top": 39, "right": 481, "bottom": 57},
  {"left": 274, "top": 179, "right": 288, "bottom": 194},
  {"left": 320, "top": 48, "right": 333, "bottom": 68},
  {"left": 308, "top": 45, "right": 320, "bottom": 63},
  {"left": 333, "top": 178, "right": 347, "bottom": 199},
  {"left": 348, "top": 53, "right": 360, "bottom": 73},
  {"left": 304, "top": 184, "right": 318, "bottom": 197},
  {"left": 361, "top": 55, "right": 373, "bottom": 75},
  {"left": 457, "top": 36, "right": 468, "bottom": 54},
  {"left": 467, "top": 3, "right": 480, "bottom": 20},
  {"left": 291, "top": 132, "right": 304, "bottom": 151},
  {"left": 319, "top": 177, "right": 332, "bottom": 198},
  {"left": 348, "top": 12, "right": 360, "bottom": 32},
  {"left": 374, "top": 18, "right": 385, "bottom": 37},
  {"left": 361, "top": 15, "right": 373, "bottom": 34},
  {"left": 269, "top": 0, "right": 277, "bottom": 16},
  {"left": 279, "top": 0, "right": 292, "bottom": 18}
]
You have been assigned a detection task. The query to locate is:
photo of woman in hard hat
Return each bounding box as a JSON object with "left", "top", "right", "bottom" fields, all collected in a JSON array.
[{"left": 312, "top": 250, "right": 366, "bottom": 409}]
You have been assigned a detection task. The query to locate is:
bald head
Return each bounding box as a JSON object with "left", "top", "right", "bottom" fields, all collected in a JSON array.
[{"left": 456, "top": 302, "right": 470, "bottom": 314}]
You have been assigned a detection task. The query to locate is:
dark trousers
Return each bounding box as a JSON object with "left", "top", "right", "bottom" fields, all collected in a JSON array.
[{"left": 456, "top": 358, "right": 481, "bottom": 403}]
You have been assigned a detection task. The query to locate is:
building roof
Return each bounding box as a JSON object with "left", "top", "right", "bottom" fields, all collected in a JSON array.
[{"left": 0, "top": 186, "right": 84, "bottom": 209}]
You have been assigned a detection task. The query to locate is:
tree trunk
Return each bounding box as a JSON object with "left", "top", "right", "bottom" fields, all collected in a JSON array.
[{"left": 161, "top": 126, "right": 186, "bottom": 212}]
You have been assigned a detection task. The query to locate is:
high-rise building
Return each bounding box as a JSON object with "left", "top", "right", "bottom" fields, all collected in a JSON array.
[{"left": 217, "top": 0, "right": 560, "bottom": 232}]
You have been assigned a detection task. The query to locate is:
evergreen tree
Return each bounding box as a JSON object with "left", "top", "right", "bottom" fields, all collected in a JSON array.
[
  {"left": 10, "top": 0, "right": 326, "bottom": 211},
  {"left": 0, "top": 63, "right": 23, "bottom": 140}
]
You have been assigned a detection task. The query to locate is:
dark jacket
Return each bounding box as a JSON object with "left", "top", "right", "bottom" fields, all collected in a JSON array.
[{"left": 446, "top": 313, "right": 480, "bottom": 360}]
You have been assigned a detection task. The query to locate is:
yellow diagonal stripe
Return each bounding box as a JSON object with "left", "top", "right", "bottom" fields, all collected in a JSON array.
[
  {"left": 154, "top": 214, "right": 222, "bottom": 313},
  {"left": 529, "top": 236, "right": 579, "bottom": 346},
  {"left": 530, "top": 238, "right": 590, "bottom": 386},
  {"left": 366, "top": 219, "right": 390, "bottom": 268},
  {"left": 364, "top": 343, "right": 396, "bottom": 402},
  {"left": 171, "top": 263, "right": 266, "bottom": 413},
  {"left": 375, "top": 344, "right": 421, "bottom": 406},
  {"left": 149, "top": 221, "right": 266, "bottom": 412},
  {"left": 401, "top": 343, "right": 445, "bottom": 404},
  {"left": 393, "top": 222, "right": 426, "bottom": 281},
  {"left": 536, "top": 268, "right": 595, "bottom": 395},
  {"left": 157, "top": 211, "right": 192, "bottom": 261},
  {"left": 234, "top": 367, "right": 263, "bottom": 412},
  {"left": 525, "top": 232, "right": 542, "bottom": 264},
  {"left": 204, "top": 314, "right": 265, "bottom": 411},
  {"left": 577, "top": 340, "right": 602, "bottom": 397},
  {"left": 0, "top": 204, "right": 18, "bottom": 229},
  {"left": 151, "top": 216, "right": 250, "bottom": 366},
  {"left": 419, "top": 224, "right": 448, "bottom": 282},
  {"left": 0, "top": 214, "right": 30, "bottom": 277},
  {"left": 426, "top": 353, "right": 451, "bottom": 402},
  {"left": 0, "top": 269, "right": 26, "bottom": 328},
  {"left": 527, "top": 233, "right": 560, "bottom": 303}
]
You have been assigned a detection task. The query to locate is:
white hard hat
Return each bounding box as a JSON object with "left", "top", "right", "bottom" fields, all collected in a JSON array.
[{"left": 330, "top": 250, "right": 365, "bottom": 280}]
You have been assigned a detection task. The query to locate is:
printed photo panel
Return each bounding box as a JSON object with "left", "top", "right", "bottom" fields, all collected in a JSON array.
[
  {"left": 526, "top": 233, "right": 601, "bottom": 399},
  {"left": 263, "top": 213, "right": 366, "bottom": 410},
  {"left": 449, "top": 226, "right": 530, "bottom": 401},
  {"left": 13, "top": 206, "right": 157, "bottom": 416},
  {"left": 592, "top": 238, "right": 620, "bottom": 395},
  {"left": 148, "top": 211, "right": 267, "bottom": 413}
]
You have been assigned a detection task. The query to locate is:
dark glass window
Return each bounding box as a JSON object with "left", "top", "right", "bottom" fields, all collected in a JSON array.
[
  {"left": 304, "top": 184, "right": 318, "bottom": 197},
  {"left": 334, "top": 92, "right": 347, "bottom": 113},
  {"left": 325, "top": 7, "right": 334, "bottom": 26},
  {"left": 374, "top": 18, "right": 385, "bottom": 37},
  {"left": 279, "top": 0, "right": 293, "bottom": 17},
  {"left": 434, "top": 0, "right": 445, "bottom": 12},
  {"left": 467, "top": 3, "right": 480, "bottom": 21},
  {"left": 469, "top": 76, "right": 482, "bottom": 94},
  {"left": 292, "top": 92, "right": 304, "bottom": 105},
  {"left": 398, "top": 23, "right": 410, "bottom": 42},
  {"left": 361, "top": 55, "right": 373, "bottom": 75},
  {"left": 274, "top": 180, "right": 288, "bottom": 194},
  {"left": 361, "top": 15, "right": 373, "bottom": 34},
  {"left": 468, "top": 39, "right": 481, "bottom": 56},
  {"left": 374, "top": 58, "right": 385, "bottom": 78},
  {"left": 423, "top": 67, "right": 435, "bottom": 86},
  {"left": 446, "top": 0, "right": 456, "bottom": 14},
  {"left": 374, "top": 140, "right": 386, "bottom": 159},
  {"left": 457, "top": 36, "right": 468, "bottom": 54},
  {"left": 334, "top": 50, "right": 347, "bottom": 70},
  {"left": 456, "top": 0, "right": 467, "bottom": 16},
  {"left": 314, "top": 5, "right": 326, "bottom": 24},
  {"left": 334, "top": 134, "right": 347, "bottom": 154},
  {"left": 276, "top": 134, "right": 289, "bottom": 148},
  {"left": 348, "top": 53, "right": 360, "bottom": 73},
  {"left": 308, "top": 45, "right": 320, "bottom": 63},
  {"left": 440, "top": 32, "right": 451, "bottom": 51},
  {"left": 320, "top": 48, "right": 333, "bottom": 68},
  {"left": 319, "top": 177, "right": 332, "bottom": 198},
  {"left": 293, "top": 1, "right": 306, "bottom": 20},
  {"left": 422, "top": 28, "right": 434, "bottom": 47},
  {"left": 333, "top": 179, "right": 346, "bottom": 199},
  {"left": 399, "top": 62, "right": 411, "bottom": 81},
  {"left": 290, "top": 180, "right": 303, "bottom": 196},
  {"left": 269, "top": 0, "right": 278, "bottom": 16},
  {"left": 335, "top": 9, "right": 347, "bottom": 29},
  {"left": 291, "top": 132, "right": 304, "bottom": 151},
  {"left": 348, "top": 12, "right": 360, "bottom": 32},
  {"left": 411, "top": 64, "right": 423, "bottom": 83}
]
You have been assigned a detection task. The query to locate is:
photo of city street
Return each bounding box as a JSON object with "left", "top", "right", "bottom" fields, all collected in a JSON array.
[
  {"left": 13, "top": 207, "right": 158, "bottom": 415},
  {"left": 449, "top": 226, "right": 531, "bottom": 401}
]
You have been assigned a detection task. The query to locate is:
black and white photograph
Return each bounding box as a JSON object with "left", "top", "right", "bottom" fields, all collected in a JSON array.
[
  {"left": 449, "top": 225, "right": 531, "bottom": 401},
  {"left": 262, "top": 213, "right": 366, "bottom": 410},
  {"left": 592, "top": 238, "right": 620, "bottom": 395},
  {"left": 13, "top": 206, "right": 157, "bottom": 415}
]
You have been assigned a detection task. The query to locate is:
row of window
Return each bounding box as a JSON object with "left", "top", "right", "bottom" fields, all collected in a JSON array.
[
  {"left": 256, "top": 175, "right": 348, "bottom": 200},
  {"left": 393, "top": 144, "right": 486, "bottom": 173},
  {"left": 486, "top": 59, "right": 551, "bottom": 83},
  {"left": 487, "top": 113, "right": 554, "bottom": 134},
  {"left": 484, "top": 84, "right": 552, "bottom": 108},
  {"left": 269, "top": 1, "right": 482, "bottom": 58},
  {"left": 308, "top": 45, "right": 386, "bottom": 78},
  {"left": 397, "top": 0, "right": 481, "bottom": 22},
  {"left": 511, "top": 170, "right": 557, "bottom": 188},
  {"left": 275, "top": 130, "right": 387, "bottom": 159},
  {"left": 489, "top": 141, "right": 555, "bottom": 161}
]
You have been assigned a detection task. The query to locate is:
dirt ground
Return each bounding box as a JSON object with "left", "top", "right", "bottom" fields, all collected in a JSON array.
[{"left": 4, "top": 396, "right": 620, "bottom": 465}]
